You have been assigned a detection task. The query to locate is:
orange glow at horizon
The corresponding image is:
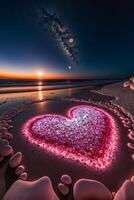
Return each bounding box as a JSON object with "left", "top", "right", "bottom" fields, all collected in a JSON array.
[
  {"left": 0, "top": 72, "right": 63, "bottom": 80},
  {"left": 0, "top": 64, "right": 61, "bottom": 80},
  {"left": 0, "top": 64, "right": 90, "bottom": 80},
  {"left": 0, "top": 71, "right": 86, "bottom": 80}
]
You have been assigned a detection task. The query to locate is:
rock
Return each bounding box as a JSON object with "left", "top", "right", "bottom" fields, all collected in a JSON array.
[
  {"left": 9, "top": 152, "right": 22, "bottom": 168},
  {"left": 123, "top": 81, "right": 130, "bottom": 88},
  {"left": 130, "top": 76, "right": 134, "bottom": 82},
  {"left": 114, "top": 180, "right": 134, "bottom": 200},
  {"left": 0, "top": 145, "right": 13, "bottom": 156},
  {"left": 130, "top": 83, "right": 134, "bottom": 90},
  {"left": 15, "top": 165, "right": 25, "bottom": 176},
  {"left": 61, "top": 174, "right": 72, "bottom": 185},
  {"left": 73, "top": 179, "right": 112, "bottom": 200},
  {"left": 3, "top": 176, "right": 59, "bottom": 200},
  {"left": 58, "top": 183, "right": 69, "bottom": 195}
]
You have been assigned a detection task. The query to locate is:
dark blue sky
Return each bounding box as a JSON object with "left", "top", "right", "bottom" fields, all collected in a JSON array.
[{"left": 0, "top": 0, "right": 134, "bottom": 79}]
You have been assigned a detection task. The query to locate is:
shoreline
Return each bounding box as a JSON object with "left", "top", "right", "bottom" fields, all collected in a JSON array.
[{"left": 0, "top": 80, "right": 120, "bottom": 94}]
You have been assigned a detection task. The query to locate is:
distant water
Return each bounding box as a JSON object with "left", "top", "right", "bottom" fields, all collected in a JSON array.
[{"left": 0, "top": 79, "right": 122, "bottom": 94}]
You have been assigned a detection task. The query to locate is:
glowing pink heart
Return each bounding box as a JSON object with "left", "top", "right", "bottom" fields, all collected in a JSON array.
[{"left": 22, "top": 105, "right": 119, "bottom": 170}]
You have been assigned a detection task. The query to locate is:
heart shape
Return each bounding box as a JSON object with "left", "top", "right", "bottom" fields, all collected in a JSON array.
[{"left": 22, "top": 105, "right": 119, "bottom": 170}]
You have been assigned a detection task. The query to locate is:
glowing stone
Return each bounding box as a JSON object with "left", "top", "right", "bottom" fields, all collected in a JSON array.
[{"left": 22, "top": 105, "right": 119, "bottom": 170}]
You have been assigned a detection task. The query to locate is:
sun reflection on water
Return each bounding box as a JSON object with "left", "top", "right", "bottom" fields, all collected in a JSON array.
[{"left": 38, "top": 82, "right": 43, "bottom": 101}]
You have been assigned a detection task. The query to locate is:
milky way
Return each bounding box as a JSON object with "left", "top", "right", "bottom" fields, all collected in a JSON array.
[
  {"left": 39, "top": 9, "right": 79, "bottom": 65},
  {"left": 22, "top": 105, "right": 119, "bottom": 170}
]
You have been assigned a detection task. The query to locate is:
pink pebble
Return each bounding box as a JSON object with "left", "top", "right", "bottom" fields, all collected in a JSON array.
[
  {"left": 128, "top": 134, "right": 134, "bottom": 141},
  {"left": 127, "top": 143, "right": 134, "bottom": 150},
  {"left": 9, "top": 152, "right": 22, "bottom": 168},
  {"left": 0, "top": 145, "right": 13, "bottom": 156},
  {"left": 123, "top": 81, "right": 130, "bottom": 88},
  {"left": 19, "top": 172, "right": 27, "bottom": 180},
  {"left": 58, "top": 183, "right": 69, "bottom": 196},
  {"left": 15, "top": 165, "right": 25, "bottom": 176},
  {"left": 61, "top": 174, "right": 72, "bottom": 185}
]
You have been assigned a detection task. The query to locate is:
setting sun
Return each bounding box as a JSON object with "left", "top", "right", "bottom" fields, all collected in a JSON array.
[{"left": 37, "top": 71, "right": 43, "bottom": 77}]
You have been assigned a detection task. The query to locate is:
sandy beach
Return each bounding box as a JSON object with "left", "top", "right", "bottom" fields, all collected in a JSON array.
[{"left": 0, "top": 80, "right": 134, "bottom": 199}]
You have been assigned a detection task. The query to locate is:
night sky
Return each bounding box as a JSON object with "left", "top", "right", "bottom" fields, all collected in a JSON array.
[{"left": 0, "top": 0, "right": 134, "bottom": 79}]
